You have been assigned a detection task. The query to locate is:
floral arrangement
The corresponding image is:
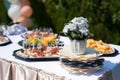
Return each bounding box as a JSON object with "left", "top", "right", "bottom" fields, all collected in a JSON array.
[{"left": 62, "top": 17, "right": 91, "bottom": 40}]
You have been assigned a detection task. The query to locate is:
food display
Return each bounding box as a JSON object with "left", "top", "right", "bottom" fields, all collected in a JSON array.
[
  {"left": 20, "top": 29, "right": 60, "bottom": 48},
  {"left": 21, "top": 35, "right": 58, "bottom": 47},
  {"left": 13, "top": 43, "right": 61, "bottom": 61},
  {"left": 16, "top": 46, "right": 59, "bottom": 58},
  {"left": 87, "top": 39, "right": 114, "bottom": 54},
  {"left": 0, "top": 33, "right": 11, "bottom": 46},
  {"left": 0, "top": 35, "right": 6, "bottom": 42},
  {"left": 14, "top": 29, "right": 64, "bottom": 61}
]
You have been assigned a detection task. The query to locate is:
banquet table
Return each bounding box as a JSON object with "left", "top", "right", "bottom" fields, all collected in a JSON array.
[{"left": 0, "top": 34, "right": 120, "bottom": 80}]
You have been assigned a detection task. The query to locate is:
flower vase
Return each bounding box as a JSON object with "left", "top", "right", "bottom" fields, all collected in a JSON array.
[{"left": 70, "top": 39, "right": 86, "bottom": 56}]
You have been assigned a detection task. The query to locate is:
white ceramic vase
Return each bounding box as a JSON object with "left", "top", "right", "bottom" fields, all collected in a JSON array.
[{"left": 70, "top": 39, "right": 86, "bottom": 55}]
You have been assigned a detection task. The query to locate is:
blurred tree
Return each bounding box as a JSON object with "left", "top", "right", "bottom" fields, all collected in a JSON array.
[
  {"left": 30, "top": 0, "right": 54, "bottom": 31},
  {"left": 0, "top": 0, "right": 120, "bottom": 44},
  {"left": 43, "top": 0, "right": 120, "bottom": 44},
  {"left": 0, "top": 0, "right": 11, "bottom": 24}
]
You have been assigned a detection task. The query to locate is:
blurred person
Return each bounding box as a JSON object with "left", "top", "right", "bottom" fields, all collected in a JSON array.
[{"left": 4, "top": 0, "right": 33, "bottom": 27}]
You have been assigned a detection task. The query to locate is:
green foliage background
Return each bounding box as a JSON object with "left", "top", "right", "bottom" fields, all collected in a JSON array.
[{"left": 0, "top": 0, "right": 120, "bottom": 44}]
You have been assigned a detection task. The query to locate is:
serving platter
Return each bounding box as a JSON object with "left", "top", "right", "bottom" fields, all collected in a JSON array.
[
  {"left": 100, "top": 48, "right": 119, "bottom": 57},
  {"left": 90, "top": 46, "right": 118, "bottom": 57},
  {"left": 87, "top": 39, "right": 116, "bottom": 56},
  {"left": 13, "top": 49, "right": 60, "bottom": 61},
  {"left": 0, "top": 36, "right": 12, "bottom": 46}
]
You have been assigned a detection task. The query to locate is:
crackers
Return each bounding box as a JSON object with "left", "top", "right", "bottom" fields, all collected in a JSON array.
[{"left": 87, "top": 39, "right": 113, "bottom": 54}]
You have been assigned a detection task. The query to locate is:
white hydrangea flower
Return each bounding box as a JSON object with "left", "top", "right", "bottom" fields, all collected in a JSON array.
[
  {"left": 68, "top": 23, "right": 77, "bottom": 31},
  {"left": 71, "top": 17, "right": 88, "bottom": 29},
  {"left": 63, "top": 24, "right": 69, "bottom": 33},
  {"left": 80, "top": 27, "right": 89, "bottom": 36},
  {"left": 63, "top": 16, "right": 90, "bottom": 39},
  {"left": 63, "top": 23, "right": 77, "bottom": 33}
]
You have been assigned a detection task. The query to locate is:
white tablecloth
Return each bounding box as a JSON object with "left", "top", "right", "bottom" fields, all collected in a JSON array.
[{"left": 0, "top": 35, "right": 120, "bottom": 80}]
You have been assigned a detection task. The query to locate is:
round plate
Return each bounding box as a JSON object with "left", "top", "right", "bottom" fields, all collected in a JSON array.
[
  {"left": 60, "top": 57, "right": 104, "bottom": 68},
  {"left": 61, "top": 63, "right": 103, "bottom": 74},
  {"left": 100, "top": 48, "right": 118, "bottom": 57},
  {"left": 0, "top": 36, "right": 12, "bottom": 46},
  {"left": 60, "top": 45, "right": 101, "bottom": 61},
  {"left": 99, "top": 47, "right": 115, "bottom": 55}
]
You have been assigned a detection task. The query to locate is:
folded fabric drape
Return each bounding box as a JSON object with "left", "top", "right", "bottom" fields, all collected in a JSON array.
[
  {"left": 37, "top": 70, "right": 69, "bottom": 80},
  {"left": 11, "top": 62, "right": 37, "bottom": 80},
  {"left": 0, "top": 57, "right": 116, "bottom": 80},
  {"left": 0, "top": 58, "right": 69, "bottom": 80},
  {"left": 0, "top": 58, "right": 11, "bottom": 80}
]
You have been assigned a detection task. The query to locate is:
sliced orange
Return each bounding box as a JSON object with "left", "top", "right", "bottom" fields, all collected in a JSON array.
[
  {"left": 47, "top": 35, "right": 57, "bottom": 42},
  {"left": 28, "top": 36, "right": 34, "bottom": 41},
  {"left": 41, "top": 38, "right": 49, "bottom": 45}
]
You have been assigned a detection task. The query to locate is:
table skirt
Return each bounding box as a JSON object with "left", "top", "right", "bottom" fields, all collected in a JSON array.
[
  {"left": 0, "top": 58, "right": 69, "bottom": 80},
  {"left": 0, "top": 57, "right": 114, "bottom": 80}
]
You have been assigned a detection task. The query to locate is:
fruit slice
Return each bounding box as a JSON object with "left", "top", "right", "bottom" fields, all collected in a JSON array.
[
  {"left": 28, "top": 36, "right": 39, "bottom": 45},
  {"left": 41, "top": 35, "right": 57, "bottom": 45}
]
